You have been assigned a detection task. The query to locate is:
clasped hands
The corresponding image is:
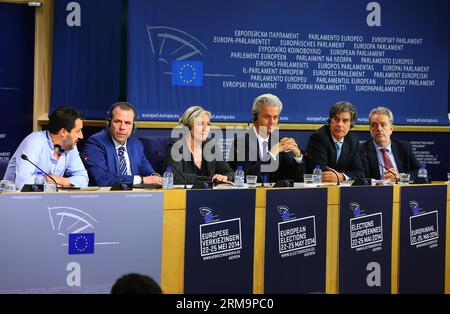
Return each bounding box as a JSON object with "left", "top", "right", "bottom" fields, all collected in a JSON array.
[{"left": 270, "top": 137, "right": 302, "bottom": 157}]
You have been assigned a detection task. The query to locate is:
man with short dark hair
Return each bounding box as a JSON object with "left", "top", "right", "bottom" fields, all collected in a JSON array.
[
  {"left": 3, "top": 106, "right": 89, "bottom": 189},
  {"left": 83, "top": 102, "right": 162, "bottom": 186},
  {"left": 111, "top": 273, "right": 162, "bottom": 294},
  {"left": 360, "top": 106, "right": 420, "bottom": 181},
  {"left": 305, "top": 101, "right": 364, "bottom": 182}
]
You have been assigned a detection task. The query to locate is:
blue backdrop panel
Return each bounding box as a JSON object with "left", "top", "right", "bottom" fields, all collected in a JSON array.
[
  {"left": 127, "top": 0, "right": 448, "bottom": 125},
  {"left": 0, "top": 3, "right": 34, "bottom": 178},
  {"left": 398, "top": 185, "right": 446, "bottom": 294},
  {"left": 51, "top": 0, "right": 121, "bottom": 118},
  {"left": 0, "top": 192, "right": 164, "bottom": 293},
  {"left": 184, "top": 189, "right": 255, "bottom": 293},
  {"left": 264, "top": 188, "right": 327, "bottom": 293},
  {"left": 339, "top": 186, "right": 393, "bottom": 293},
  {"left": 393, "top": 133, "right": 450, "bottom": 181}
]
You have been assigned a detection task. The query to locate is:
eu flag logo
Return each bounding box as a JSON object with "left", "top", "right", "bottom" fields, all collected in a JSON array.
[
  {"left": 205, "top": 212, "right": 213, "bottom": 223},
  {"left": 68, "top": 233, "right": 95, "bottom": 255},
  {"left": 172, "top": 61, "right": 204, "bottom": 86}
]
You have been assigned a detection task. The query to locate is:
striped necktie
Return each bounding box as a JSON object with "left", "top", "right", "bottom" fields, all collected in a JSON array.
[
  {"left": 118, "top": 146, "right": 128, "bottom": 175},
  {"left": 380, "top": 148, "right": 393, "bottom": 170}
]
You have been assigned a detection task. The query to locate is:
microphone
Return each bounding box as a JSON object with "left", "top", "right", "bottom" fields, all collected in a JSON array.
[
  {"left": 83, "top": 151, "right": 121, "bottom": 181},
  {"left": 303, "top": 152, "right": 340, "bottom": 185},
  {"left": 21, "top": 154, "right": 59, "bottom": 191},
  {"left": 82, "top": 152, "right": 124, "bottom": 187},
  {"left": 259, "top": 172, "right": 265, "bottom": 187},
  {"left": 169, "top": 162, "right": 188, "bottom": 189},
  {"left": 325, "top": 166, "right": 341, "bottom": 186},
  {"left": 54, "top": 144, "right": 65, "bottom": 154},
  {"left": 361, "top": 151, "right": 398, "bottom": 184}
]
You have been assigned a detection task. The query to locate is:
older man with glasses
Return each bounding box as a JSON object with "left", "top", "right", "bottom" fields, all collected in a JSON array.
[{"left": 359, "top": 106, "right": 420, "bottom": 182}]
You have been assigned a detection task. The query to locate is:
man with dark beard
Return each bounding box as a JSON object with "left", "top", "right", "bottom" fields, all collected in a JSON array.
[{"left": 4, "top": 106, "right": 89, "bottom": 189}]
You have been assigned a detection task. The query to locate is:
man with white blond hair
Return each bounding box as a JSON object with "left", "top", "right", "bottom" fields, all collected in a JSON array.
[{"left": 229, "top": 93, "right": 304, "bottom": 183}]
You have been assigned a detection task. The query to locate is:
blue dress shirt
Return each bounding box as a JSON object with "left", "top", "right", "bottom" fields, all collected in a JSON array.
[{"left": 3, "top": 131, "right": 89, "bottom": 189}]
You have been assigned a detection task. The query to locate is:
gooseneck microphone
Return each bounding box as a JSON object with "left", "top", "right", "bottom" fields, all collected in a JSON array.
[
  {"left": 324, "top": 166, "right": 341, "bottom": 186},
  {"left": 303, "top": 152, "right": 340, "bottom": 185},
  {"left": 21, "top": 154, "right": 59, "bottom": 191},
  {"left": 361, "top": 151, "right": 398, "bottom": 184},
  {"left": 170, "top": 161, "right": 188, "bottom": 189},
  {"left": 259, "top": 172, "right": 265, "bottom": 187}
]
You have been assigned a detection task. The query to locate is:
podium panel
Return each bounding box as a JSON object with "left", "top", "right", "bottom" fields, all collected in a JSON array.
[
  {"left": 264, "top": 188, "right": 327, "bottom": 293},
  {"left": 0, "top": 192, "right": 164, "bottom": 293},
  {"left": 184, "top": 189, "right": 256, "bottom": 293},
  {"left": 398, "top": 185, "right": 447, "bottom": 293},
  {"left": 339, "top": 186, "right": 393, "bottom": 293}
]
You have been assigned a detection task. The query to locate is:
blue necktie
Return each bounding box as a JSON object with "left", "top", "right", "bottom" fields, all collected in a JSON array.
[
  {"left": 118, "top": 146, "right": 128, "bottom": 175},
  {"left": 336, "top": 141, "right": 343, "bottom": 161}
]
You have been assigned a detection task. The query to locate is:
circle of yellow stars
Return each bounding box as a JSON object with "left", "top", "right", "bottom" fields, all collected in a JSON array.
[
  {"left": 74, "top": 235, "right": 89, "bottom": 253},
  {"left": 179, "top": 64, "right": 197, "bottom": 83}
]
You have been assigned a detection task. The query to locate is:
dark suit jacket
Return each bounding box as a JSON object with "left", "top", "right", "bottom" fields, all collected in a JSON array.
[
  {"left": 83, "top": 129, "right": 156, "bottom": 186},
  {"left": 162, "top": 138, "right": 235, "bottom": 185},
  {"left": 228, "top": 128, "right": 304, "bottom": 182},
  {"left": 359, "top": 137, "right": 420, "bottom": 180},
  {"left": 305, "top": 125, "right": 364, "bottom": 179}
]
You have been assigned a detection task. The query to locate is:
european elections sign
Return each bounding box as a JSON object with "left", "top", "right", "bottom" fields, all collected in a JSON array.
[
  {"left": 0, "top": 192, "right": 164, "bottom": 293},
  {"left": 128, "top": 0, "right": 448, "bottom": 125},
  {"left": 51, "top": 0, "right": 122, "bottom": 118},
  {"left": 264, "top": 188, "right": 327, "bottom": 293},
  {"left": 184, "top": 189, "right": 255, "bottom": 293},
  {"left": 339, "top": 186, "right": 393, "bottom": 293},
  {"left": 398, "top": 185, "right": 447, "bottom": 293}
]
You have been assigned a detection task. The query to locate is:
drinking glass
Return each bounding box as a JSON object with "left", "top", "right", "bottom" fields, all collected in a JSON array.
[
  {"left": 246, "top": 175, "right": 258, "bottom": 187},
  {"left": 399, "top": 173, "right": 410, "bottom": 184},
  {"left": 303, "top": 174, "right": 314, "bottom": 186},
  {"left": 4, "top": 181, "right": 17, "bottom": 192}
]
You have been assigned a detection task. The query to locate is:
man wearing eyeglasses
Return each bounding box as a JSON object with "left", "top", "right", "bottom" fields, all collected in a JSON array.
[{"left": 359, "top": 106, "right": 420, "bottom": 181}]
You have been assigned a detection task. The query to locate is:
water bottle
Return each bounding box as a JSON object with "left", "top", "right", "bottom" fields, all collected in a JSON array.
[
  {"left": 418, "top": 164, "right": 428, "bottom": 179},
  {"left": 312, "top": 165, "right": 322, "bottom": 184},
  {"left": 234, "top": 165, "right": 245, "bottom": 187},
  {"left": 34, "top": 171, "right": 46, "bottom": 185},
  {"left": 162, "top": 166, "right": 174, "bottom": 189}
]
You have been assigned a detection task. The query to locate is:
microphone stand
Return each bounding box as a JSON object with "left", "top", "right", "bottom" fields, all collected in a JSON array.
[
  {"left": 304, "top": 152, "right": 340, "bottom": 185},
  {"left": 180, "top": 161, "right": 187, "bottom": 189},
  {"left": 361, "top": 152, "right": 398, "bottom": 184},
  {"left": 83, "top": 152, "right": 126, "bottom": 187},
  {"left": 169, "top": 160, "right": 187, "bottom": 189},
  {"left": 325, "top": 166, "right": 341, "bottom": 185},
  {"left": 21, "top": 154, "right": 59, "bottom": 192}
]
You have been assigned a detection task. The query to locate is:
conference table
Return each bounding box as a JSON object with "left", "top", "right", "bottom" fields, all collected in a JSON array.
[
  {"left": 162, "top": 182, "right": 450, "bottom": 294},
  {"left": 0, "top": 182, "right": 449, "bottom": 294}
]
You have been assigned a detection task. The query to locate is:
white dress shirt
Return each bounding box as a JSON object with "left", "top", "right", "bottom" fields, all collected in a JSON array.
[
  {"left": 111, "top": 138, "right": 142, "bottom": 184},
  {"left": 252, "top": 127, "right": 302, "bottom": 163},
  {"left": 373, "top": 141, "right": 398, "bottom": 177}
]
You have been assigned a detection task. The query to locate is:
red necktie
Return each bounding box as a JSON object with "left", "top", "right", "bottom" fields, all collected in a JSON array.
[{"left": 380, "top": 148, "right": 393, "bottom": 170}]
